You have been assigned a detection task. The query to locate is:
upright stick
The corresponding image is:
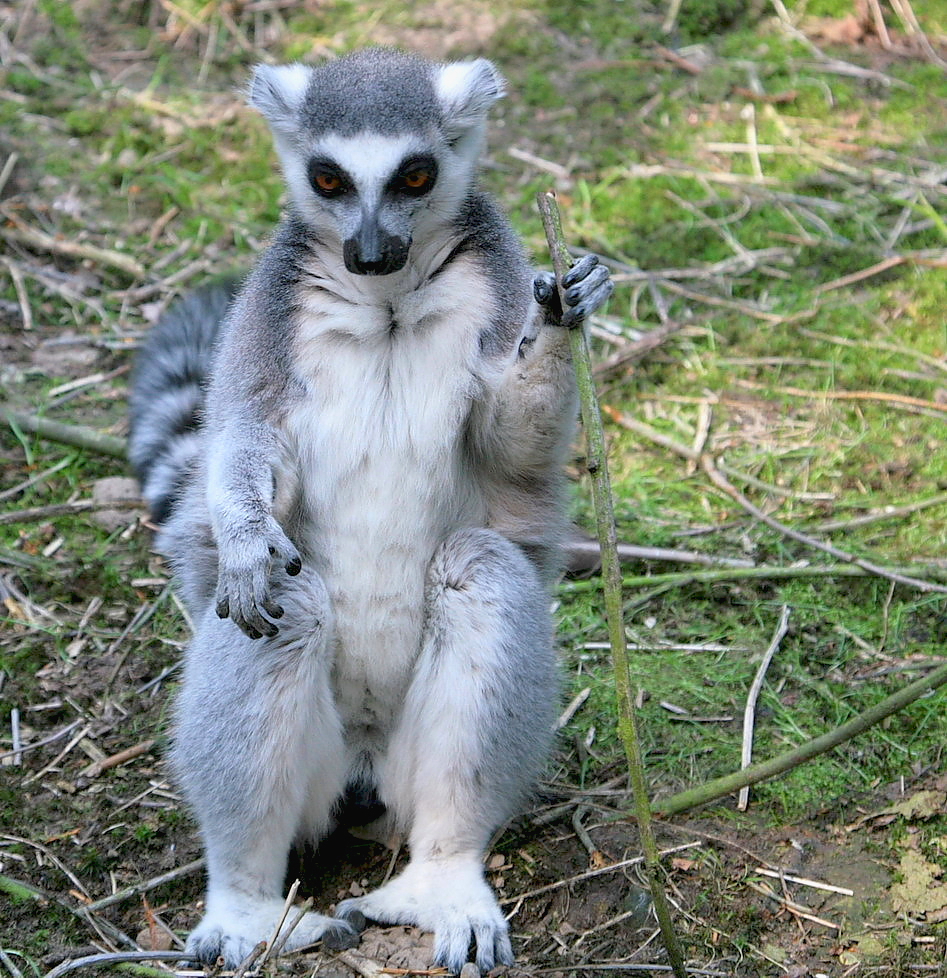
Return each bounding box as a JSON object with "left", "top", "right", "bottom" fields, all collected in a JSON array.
[{"left": 537, "top": 191, "right": 688, "bottom": 978}]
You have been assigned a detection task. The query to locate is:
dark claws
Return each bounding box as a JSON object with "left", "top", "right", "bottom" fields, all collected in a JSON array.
[
  {"left": 564, "top": 263, "right": 611, "bottom": 306},
  {"left": 322, "top": 923, "right": 360, "bottom": 951},
  {"left": 263, "top": 598, "right": 284, "bottom": 620},
  {"left": 337, "top": 909, "right": 367, "bottom": 933},
  {"left": 562, "top": 278, "right": 615, "bottom": 328},
  {"left": 215, "top": 597, "right": 229, "bottom": 619}
]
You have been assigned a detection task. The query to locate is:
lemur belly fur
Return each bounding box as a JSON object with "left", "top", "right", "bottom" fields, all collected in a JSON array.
[{"left": 287, "top": 253, "right": 494, "bottom": 733}]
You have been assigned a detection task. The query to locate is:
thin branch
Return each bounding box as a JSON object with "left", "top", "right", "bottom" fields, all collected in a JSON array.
[
  {"left": 812, "top": 491, "right": 947, "bottom": 533},
  {"left": 500, "top": 841, "right": 702, "bottom": 905},
  {"left": 735, "top": 379, "right": 947, "bottom": 415},
  {"left": 738, "top": 606, "right": 790, "bottom": 811},
  {"left": 560, "top": 561, "right": 947, "bottom": 596},
  {"left": 565, "top": 535, "right": 755, "bottom": 573},
  {"left": 593, "top": 318, "right": 686, "bottom": 378},
  {"left": 81, "top": 858, "right": 205, "bottom": 913},
  {"left": 654, "top": 659, "right": 947, "bottom": 816},
  {"left": 43, "top": 950, "right": 191, "bottom": 978},
  {"left": 3, "top": 409, "right": 127, "bottom": 460},
  {"left": 538, "top": 191, "right": 688, "bottom": 978},
  {"left": 1, "top": 220, "right": 146, "bottom": 280},
  {"left": 0, "top": 499, "right": 141, "bottom": 528},
  {"left": 754, "top": 867, "right": 853, "bottom": 896}
]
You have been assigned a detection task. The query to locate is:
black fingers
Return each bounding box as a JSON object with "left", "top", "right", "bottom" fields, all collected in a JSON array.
[
  {"left": 562, "top": 253, "right": 600, "bottom": 289},
  {"left": 565, "top": 262, "right": 611, "bottom": 306}
]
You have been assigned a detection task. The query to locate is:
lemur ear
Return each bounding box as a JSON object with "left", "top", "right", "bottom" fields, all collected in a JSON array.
[
  {"left": 436, "top": 58, "right": 505, "bottom": 141},
  {"left": 247, "top": 63, "right": 313, "bottom": 135}
]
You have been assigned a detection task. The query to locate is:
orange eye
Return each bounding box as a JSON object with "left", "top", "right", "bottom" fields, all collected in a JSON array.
[
  {"left": 314, "top": 172, "right": 342, "bottom": 193},
  {"left": 403, "top": 169, "right": 431, "bottom": 190}
]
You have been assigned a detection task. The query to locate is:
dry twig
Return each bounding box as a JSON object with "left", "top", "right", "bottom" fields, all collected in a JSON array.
[
  {"left": 737, "top": 606, "right": 790, "bottom": 811},
  {"left": 42, "top": 950, "right": 191, "bottom": 978},
  {"left": 81, "top": 858, "right": 205, "bottom": 913}
]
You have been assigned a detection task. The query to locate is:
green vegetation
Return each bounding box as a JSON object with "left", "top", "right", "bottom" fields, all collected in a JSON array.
[{"left": 1, "top": 0, "right": 945, "bottom": 973}]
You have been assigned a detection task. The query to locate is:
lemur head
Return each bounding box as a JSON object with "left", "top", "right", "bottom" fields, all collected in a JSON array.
[{"left": 248, "top": 48, "right": 504, "bottom": 276}]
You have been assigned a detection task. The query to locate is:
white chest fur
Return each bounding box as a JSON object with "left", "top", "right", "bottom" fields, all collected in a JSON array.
[{"left": 284, "top": 256, "right": 496, "bottom": 731}]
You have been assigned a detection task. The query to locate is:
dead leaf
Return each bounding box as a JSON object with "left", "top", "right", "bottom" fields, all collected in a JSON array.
[
  {"left": 890, "top": 848, "right": 947, "bottom": 917},
  {"left": 853, "top": 789, "right": 947, "bottom": 829}
]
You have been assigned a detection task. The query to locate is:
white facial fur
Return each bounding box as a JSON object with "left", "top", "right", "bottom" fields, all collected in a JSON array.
[{"left": 248, "top": 55, "right": 505, "bottom": 265}]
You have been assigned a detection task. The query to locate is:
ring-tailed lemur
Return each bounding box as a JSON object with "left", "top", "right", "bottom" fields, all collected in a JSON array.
[{"left": 129, "top": 47, "right": 613, "bottom": 973}]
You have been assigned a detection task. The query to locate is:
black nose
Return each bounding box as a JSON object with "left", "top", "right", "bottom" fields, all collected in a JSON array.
[{"left": 343, "top": 227, "right": 410, "bottom": 276}]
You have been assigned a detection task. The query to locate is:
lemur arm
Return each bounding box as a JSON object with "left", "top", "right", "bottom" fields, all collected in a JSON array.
[
  {"left": 472, "top": 255, "right": 614, "bottom": 480},
  {"left": 205, "top": 418, "right": 302, "bottom": 639}
]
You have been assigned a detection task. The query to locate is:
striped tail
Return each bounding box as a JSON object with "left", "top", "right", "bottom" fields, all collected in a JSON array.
[{"left": 128, "top": 279, "right": 239, "bottom": 523}]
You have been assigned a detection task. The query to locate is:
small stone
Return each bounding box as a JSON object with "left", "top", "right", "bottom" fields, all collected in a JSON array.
[
  {"left": 135, "top": 926, "right": 173, "bottom": 951},
  {"left": 459, "top": 963, "right": 480, "bottom": 978}
]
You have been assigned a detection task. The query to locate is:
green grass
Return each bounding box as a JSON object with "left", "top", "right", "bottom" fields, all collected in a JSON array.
[{"left": 2, "top": 0, "right": 946, "bottom": 971}]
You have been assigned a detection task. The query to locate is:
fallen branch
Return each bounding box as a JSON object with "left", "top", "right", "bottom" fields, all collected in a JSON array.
[
  {"left": 501, "top": 841, "right": 702, "bottom": 905},
  {"left": 593, "top": 318, "right": 686, "bottom": 378},
  {"left": 813, "top": 254, "right": 905, "bottom": 293},
  {"left": 539, "top": 191, "right": 688, "bottom": 978},
  {"left": 812, "top": 490, "right": 947, "bottom": 533},
  {"left": 3, "top": 409, "right": 127, "bottom": 459},
  {"left": 754, "top": 867, "right": 853, "bottom": 896},
  {"left": 43, "top": 950, "right": 191, "bottom": 978},
  {"left": 738, "top": 606, "right": 790, "bottom": 811},
  {"left": 1, "top": 219, "right": 146, "bottom": 280},
  {"left": 0, "top": 498, "right": 141, "bottom": 527},
  {"left": 734, "top": 379, "right": 947, "bottom": 415},
  {"left": 746, "top": 878, "right": 839, "bottom": 930},
  {"left": 654, "top": 659, "right": 947, "bottom": 816},
  {"left": 80, "top": 858, "right": 205, "bottom": 913},
  {"left": 77, "top": 739, "right": 155, "bottom": 781},
  {"left": 560, "top": 562, "right": 947, "bottom": 596},
  {"left": 564, "top": 532, "right": 754, "bottom": 575}
]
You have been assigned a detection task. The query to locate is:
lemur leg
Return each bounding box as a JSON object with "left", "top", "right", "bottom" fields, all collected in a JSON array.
[
  {"left": 171, "top": 569, "right": 354, "bottom": 966},
  {"left": 337, "top": 529, "right": 557, "bottom": 973}
]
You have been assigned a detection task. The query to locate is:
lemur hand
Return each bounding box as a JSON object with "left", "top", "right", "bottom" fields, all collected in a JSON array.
[
  {"left": 533, "top": 254, "right": 614, "bottom": 329},
  {"left": 214, "top": 519, "right": 302, "bottom": 639}
]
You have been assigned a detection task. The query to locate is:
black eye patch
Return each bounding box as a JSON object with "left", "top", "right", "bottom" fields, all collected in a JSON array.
[
  {"left": 308, "top": 158, "right": 351, "bottom": 198},
  {"left": 389, "top": 156, "right": 438, "bottom": 197}
]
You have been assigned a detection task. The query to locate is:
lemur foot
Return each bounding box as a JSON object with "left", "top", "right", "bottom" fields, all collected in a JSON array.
[
  {"left": 336, "top": 857, "right": 512, "bottom": 974},
  {"left": 214, "top": 518, "right": 302, "bottom": 639},
  {"left": 534, "top": 254, "right": 614, "bottom": 328},
  {"left": 185, "top": 894, "right": 358, "bottom": 967}
]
